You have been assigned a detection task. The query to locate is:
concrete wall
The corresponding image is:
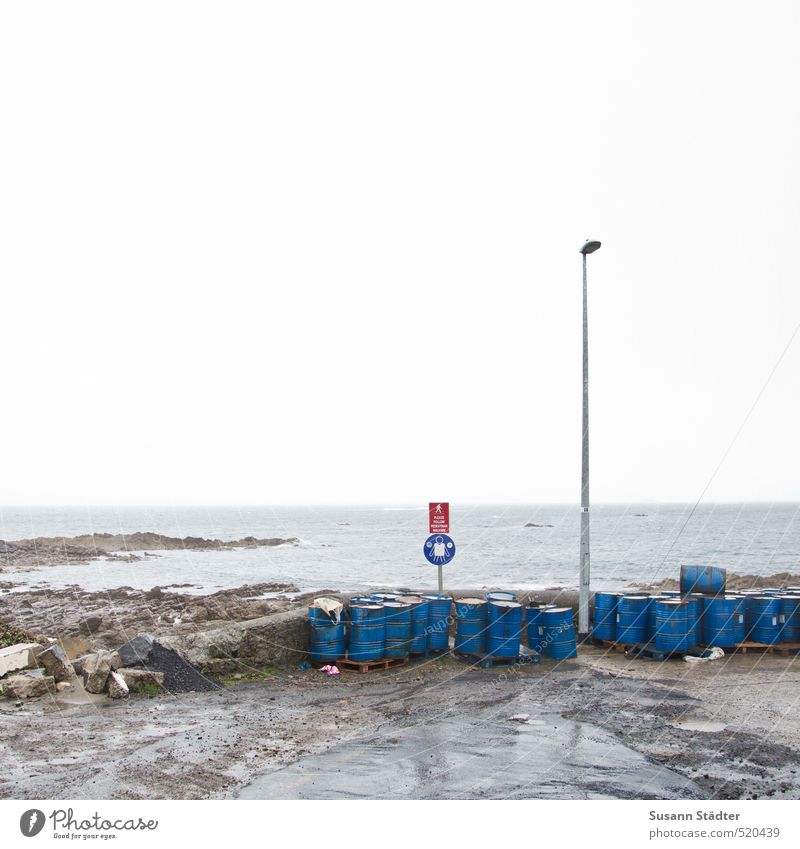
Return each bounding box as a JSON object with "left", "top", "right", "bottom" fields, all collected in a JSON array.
[{"left": 162, "top": 608, "right": 310, "bottom": 674}]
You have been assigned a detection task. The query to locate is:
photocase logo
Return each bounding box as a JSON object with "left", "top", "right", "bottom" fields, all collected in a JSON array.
[{"left": 19, "top": 809, "right": 46, "bottom": 837}]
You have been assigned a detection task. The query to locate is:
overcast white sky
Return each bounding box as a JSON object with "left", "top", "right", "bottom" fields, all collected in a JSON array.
[{"left": 1, "top": 2, "right": 798, "bottom": 505}]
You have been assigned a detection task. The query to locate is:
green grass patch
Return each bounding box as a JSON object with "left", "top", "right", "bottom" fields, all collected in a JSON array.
[
  {"left": 130, "top": 683, "right": 162, "bottom": 698},
  {"left": 220, "top": 665, "right": 281, "bottom": 686},
  {"left": 0, "top": 623, "right": 34, "bottom": 648}
]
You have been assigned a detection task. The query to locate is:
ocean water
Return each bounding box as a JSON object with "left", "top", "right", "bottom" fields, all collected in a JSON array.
[{"left": 1, "top": 504, "right": 798, "bottom": 595}]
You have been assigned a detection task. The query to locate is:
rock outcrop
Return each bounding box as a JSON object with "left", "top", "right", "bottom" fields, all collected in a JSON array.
[
  {"left": 35, "top": 644, "right": 76, "bottom": 683},
  {"left": 81, "top": 650, "right": 121, "bottom": 694},
  {"left": 107, "top": 671, "right": 129, "bottom": 699},
  {"left": 1, "top": 673, "right": 56, "bottom": 700},
  {"left": 162, "top": 607, "right": 309, "bottom": 674}
]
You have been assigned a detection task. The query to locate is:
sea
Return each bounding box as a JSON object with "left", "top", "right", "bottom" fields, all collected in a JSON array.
[{"left": 1, "top": 504, "right": 798, "bottom": 596}]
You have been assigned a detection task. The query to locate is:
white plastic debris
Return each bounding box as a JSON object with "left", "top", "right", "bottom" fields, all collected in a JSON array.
[
  {"left": 509, "top": 714, "right": 530, "bottom": 723},
  {"left": 684, "top": 647, "right": 725, "bottom": 663},
  {"left": 313, "top": 598, "right": 344, "bottom": 625}
]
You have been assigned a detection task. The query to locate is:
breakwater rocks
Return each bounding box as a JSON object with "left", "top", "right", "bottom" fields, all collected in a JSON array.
[
  {"left": 0, "top": 532, "right": 299, "bottom": 572},
  {"left": 0, "top": 582, "right": 301, "bottom": 653},
  {"left": 634, "top": 571, "right": 800, "bottom": 593}
]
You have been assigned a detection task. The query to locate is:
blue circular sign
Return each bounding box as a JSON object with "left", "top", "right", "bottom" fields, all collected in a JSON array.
[{"left": 423, "top": 533, "right": 456, "bottom": 565}]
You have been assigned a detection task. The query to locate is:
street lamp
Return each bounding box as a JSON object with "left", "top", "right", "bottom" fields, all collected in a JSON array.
[{"left": 579, "top": 239, "right": 601, "bottom": 636}]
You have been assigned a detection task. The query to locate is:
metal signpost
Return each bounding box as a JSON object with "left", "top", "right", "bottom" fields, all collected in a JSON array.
[
  {"left": 578, "top": 240, "right": 601, "bottom": 636},
  {"left": 425, "top": 502, "right": 453, "bottom": 592}
]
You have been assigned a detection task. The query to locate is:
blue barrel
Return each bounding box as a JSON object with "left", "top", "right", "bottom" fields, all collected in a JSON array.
[
  {"left": 746, "top": 596, "right": 782, "bottom": 644},
  {"left": 616, "top": 595, "right": 649, "bottom": 644},
  {"left": 383, "top": 601, "right": 412, "bottom": 657},
  {"left": 486, "top": 600, "right": 523, "bottom": 658},
  {"left": 645, "top": 596, "right": 669, "bottom": 642},
  {"left": 541, "top": 607, "right": 577, "bottom": 660},
  {"left": 654, "top": 600, "right": 692, "bottom": 652},
  {"left": 486, "top": 591, "right": 517, "bottom": 603},
  {"left": 348, "top": 604, "right": 385, "bottom": 661},
  {"left": 421, "top": 594, "right": 452, "bottom": 651},
  {"left": 398, "top": 596, "right": 430, "bottom": 655},
  {"left": 372, "top": 592, "right": 402, "bottom": 602},
  {"left": 525, "top": 603, "right": 555, "bottom": 652},
  {"left": 454, "top": 598, "right": 487, "bottom": 654},
  {"left": 680, "top": 564, "right": 726, "bottom": 596},
  {"left": 591, "top": 592, "right": 617, "bottom": 641},
  {"left": 351, "top": 595, "right": 383, "bottom": 605},
  {"left": 685, "top": 595, "right": 703, "bottom": 647},
  {"left": 308, "top": 605, "right": 346, "bottom": 662},
  {"left": 779, "top": 595, "right": 800, "bottom": 643},
  {"left": 703, "top": 595, "right": 746, "bottom": 647}
]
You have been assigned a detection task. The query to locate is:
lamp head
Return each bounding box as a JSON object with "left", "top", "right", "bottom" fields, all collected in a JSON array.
[{"left": 580, "top": 240, "right": 601, "bottom": 255}]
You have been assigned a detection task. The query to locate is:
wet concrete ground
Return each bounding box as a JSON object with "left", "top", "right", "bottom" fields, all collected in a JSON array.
[
  {"left": 2, "top": 647, "right": 800, "bottom": 800},
  {"left": 238, "top": 704, "right": 699, "bottom": 800}
]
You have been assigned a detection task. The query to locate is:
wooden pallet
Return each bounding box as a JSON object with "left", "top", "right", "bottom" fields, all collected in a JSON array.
[
  {"left": 591, "top": 637, "right": 627, "bottom": 653},
  {"left": 624, "top": 641, "right": 704, "bottom": 661},
  {"left": 591, "top": 638, "right": 706, "bottom": 661},
  {"left": 336, "top": 655, "right": 409, "bottom": 673},
  {"left": 454, "top": 648, "right": 540, "bottom": 669},
  {"left": 717, "top": 641, "right": 800, "bottom": 656}
]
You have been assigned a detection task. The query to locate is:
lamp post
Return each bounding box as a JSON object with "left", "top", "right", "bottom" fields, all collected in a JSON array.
[{"left": 579, "top": 239, "right": 601, "bottom": 636}]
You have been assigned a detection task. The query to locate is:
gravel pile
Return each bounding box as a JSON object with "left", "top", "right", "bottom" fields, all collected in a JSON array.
[{"left": 144, "top": 642, "right": 221, "bottom": 693}]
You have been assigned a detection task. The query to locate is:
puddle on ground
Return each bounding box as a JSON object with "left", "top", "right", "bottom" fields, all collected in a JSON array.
[
  {"left": 238, "top": 710, "right": 701, "bottom": 800},
  {"left": 672, "top": 718, "right": 727, "bottom": 733}
]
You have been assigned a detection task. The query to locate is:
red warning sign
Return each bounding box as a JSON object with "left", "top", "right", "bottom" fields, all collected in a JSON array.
[{"left": 429, "top": 502, "right": 450, "bottom": 534}]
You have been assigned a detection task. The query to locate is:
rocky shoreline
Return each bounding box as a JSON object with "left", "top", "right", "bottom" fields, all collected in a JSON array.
[{"left": 0, "top": 532, "right": 299, "bottom": 573}]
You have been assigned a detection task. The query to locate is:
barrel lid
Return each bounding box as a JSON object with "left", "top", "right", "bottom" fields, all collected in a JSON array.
[
  {"left": 620, "top": 594, "right": 649, "bottom": 602},
  {"left": 543, "top": 607, "right": 572, "bottom": 615},
  {"left": 488, "top": 599, "right": 521, "bottom": 608},
  {"left": 397, "top": 595, "right": 424, "bottom": 604},
  {"left": 382, "top": 601, "right": 410, "bottom": 608},
  {"left": 420, "top": 594, "right": 448, "bottom": 600},
  {"left": 526, "top": 602, "right": 556, "bottom": 609},
  {"left": 351, "top": 603, "right": 383, "bottom": 610},
  {"left": 455, "top": 597, "right": 486, "bottom": 605},
  {"left": 658, "top": 599, "right": 686, "bottom": 607}
]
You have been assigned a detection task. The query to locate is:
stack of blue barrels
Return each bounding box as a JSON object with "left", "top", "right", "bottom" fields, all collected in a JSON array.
[
  {"left": 309, "top": 592, "right": 459, "bottom": 664},
  {"left": 590, "top": 563, "right": 800, "bottom": 655},
  {"left": 453, "top": 590, "right": 579, "bottom": 661}
]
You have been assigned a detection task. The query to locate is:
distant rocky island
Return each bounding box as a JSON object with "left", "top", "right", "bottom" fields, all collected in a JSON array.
[
  {"left": 0, "top": 533, "right": 299, "bottom": 573},
  {"left": 524, "top": 522, "right": 554, "bottom": 528}
]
